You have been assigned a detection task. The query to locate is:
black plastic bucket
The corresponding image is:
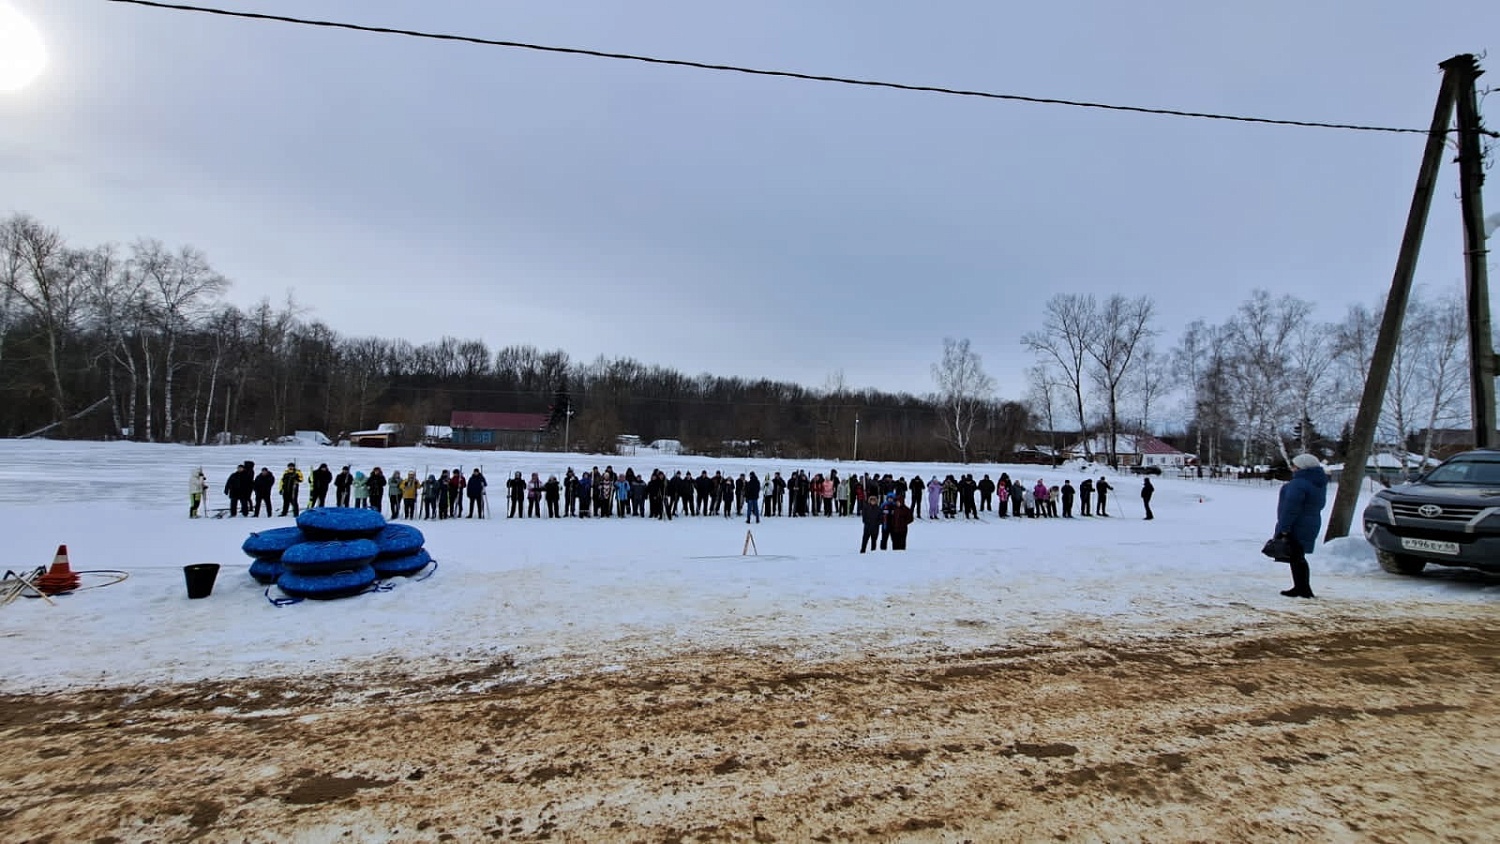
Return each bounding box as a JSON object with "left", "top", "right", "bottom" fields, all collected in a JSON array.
[{"left": 184, "top": 563, "right": 220, "bottom": 599}]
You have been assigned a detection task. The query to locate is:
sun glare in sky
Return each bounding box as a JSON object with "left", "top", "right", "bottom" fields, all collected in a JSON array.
[{"left": 0, "top": 2, "right": 47, "bottom": 93}]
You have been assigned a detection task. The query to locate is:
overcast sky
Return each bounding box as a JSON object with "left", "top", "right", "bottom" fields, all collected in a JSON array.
[{"left": 1, "top": 0, "right": 1495, "bottom": 399}]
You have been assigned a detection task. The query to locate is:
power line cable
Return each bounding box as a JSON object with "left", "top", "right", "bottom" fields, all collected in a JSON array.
[{"left": 102, "top": 0, "right": 1470, "bottom": 137}]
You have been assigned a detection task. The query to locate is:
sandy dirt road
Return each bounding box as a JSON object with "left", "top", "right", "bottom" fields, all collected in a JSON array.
[{"left": 3, "top": 607, "right": 1497, "bottom": 843}]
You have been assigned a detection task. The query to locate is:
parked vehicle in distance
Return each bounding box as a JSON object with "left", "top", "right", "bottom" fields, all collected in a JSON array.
[
  {"left": 1129, "top": 465, "right": 1163, "bottom": 475},
  {"left": 1362, "top": 448, "right": 1500, "bottom": 575}
]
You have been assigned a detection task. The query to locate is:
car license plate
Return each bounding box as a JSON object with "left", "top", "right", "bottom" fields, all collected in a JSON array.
[{"left": 1401, "top": 538, "right": 1461, "bottom": 555}]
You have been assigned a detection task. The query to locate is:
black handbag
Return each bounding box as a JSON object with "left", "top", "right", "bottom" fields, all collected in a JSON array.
[{"left": 1261, "top": 535, "right": 1294, "bottom": 562}]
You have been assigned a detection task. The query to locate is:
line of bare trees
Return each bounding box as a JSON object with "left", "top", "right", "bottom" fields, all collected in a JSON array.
[
  {"left": 1, "top": 213, "right": 1036, "bottom": 460},
  {"left": 1020, "top": 287, "right": 1475, "bottom": 470}
]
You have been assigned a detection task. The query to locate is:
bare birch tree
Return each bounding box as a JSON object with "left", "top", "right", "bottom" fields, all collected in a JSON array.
[
  {"left": 0, "top": 215, "right": 85, "bottom": 418},
  {"left": 931, "top": 337, "right": 995, "bottom": 463},
  {"left": 1224, "top": 290, "right": 1309, "bottom": 466},
  {"left": 1414, "top": 290, "right": 1469, "bottom": 461},
  {"left": 1025, "top": 364, "right": 1062, "bottom": 460},
  {"left": 1023, "top": 294, "right": 1096, "bottom": 455},
  {"left": 1086, "top": 294, "right": 1157, "bottom": 465},
  {"left": 1125, "top": 342, "right": 1170, "bottom": 435},
  {"left": 132, "top": 240, "right": 229, "bottom": 442}
]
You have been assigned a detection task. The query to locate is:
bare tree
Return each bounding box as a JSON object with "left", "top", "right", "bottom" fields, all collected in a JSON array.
[
  {"left": 931, "top": 337, "right": 995, "bottom": 463},
  {"left": 1286, "top": 317, "right": 1338, "bottom": 455},
  {"left": 76, "top": 244, "right": 140, "bottom": 437},
  {"left": 1125, "top": 342, "right": 1170, "bottom": 435},
  {"left": 1332, "top": 302, "right": 1380, "bottom": 422},
  {"left": 131, "top": 240, "right": 229, "bottom": 441},
  {"left": 1414, "top": 290, "right": 1470, "bottom": 462},
  {"left": 1086, "top": 294, "right": 1157, "bottom": 465},
  {"left": 0, "top": 215, "right": 85, "bottom": 418},
  {"left": 1025, "top": 364, "right": 1062, "bottom": 460},
  {"left": 1172, "top": 321, "right": 1214, "bottom": 467},
  {"left": 1023, "top": 294, "right": 1097, "bottom": 456},
  {"left": 1224, "top": 290, "right": 1310, "bottom": 466}
]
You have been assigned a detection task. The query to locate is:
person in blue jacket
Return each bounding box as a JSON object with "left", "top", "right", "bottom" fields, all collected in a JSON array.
[{"left": 1275, "top": 453, "right": 1328, "bottom": 599}]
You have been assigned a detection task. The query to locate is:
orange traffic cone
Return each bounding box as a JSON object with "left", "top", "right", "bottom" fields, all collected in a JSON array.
[{"left": 35, "top": 544, "right": 80, "bottom": 595}]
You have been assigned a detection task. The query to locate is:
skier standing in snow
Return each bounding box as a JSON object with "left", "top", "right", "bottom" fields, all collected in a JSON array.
[
  {"left": 352, "top": 471, "right": 369, "bottom": 509},
  {"left": 959, "top": 474, "right": 978, "bottom": 519},
  {"left": 253, "top": 467, "right": 275, "bottom": 516},
  {"left": 1095, "top": 476, "right": 1113, "bottom": 517},
  {"left": 401, "top": 471, "right": 419, "bottom": 518},
  {"left": 1061, "top": 480, "right": 1076, "bottom": 518},
  {"left": 388, "top": 471, "right": 403, "bottom": 518},
  {"left": 309, "top": 463, "right": 332, "bottom": 509},
  {"left": 279, "top": 462, "right": 304, "bottom": 516},
  {"left": 745, "top": 472, "right": 762, "bottom": 524},
  {"left": 468, "top": 468, "right": 488, "bottom": 517},
  {"left": 223, "top": 462, "right": 252, "bottom": 517},
  {"left": 436, "top": 470, "right": 452, "bottom": 519},
  {"left": 189, "top": 467, "right": 208, "bottom": 518},
  {"left": 333, "top": 465, "right": 353, "bottom": 507},
  {"left": 1078, "top": 477, "right": 1094, "bottom": 516},
  {"left": 544, "top": 473, "right": 560, "bottom": 518},
  {"left": 528, "top": 472, "right": 543, "bottom": 518},
  {"left": 507, "top": 471, "right": 526, "bottom": 518},
  {"left": 422, "top": 474, "right": 440, "bottom": 519},
  {"left": 366, "top": 467, "right": 387, "bottom": 516},
  {"left": 1141, "top": 477, "right": 1155, "bottom": 520}
]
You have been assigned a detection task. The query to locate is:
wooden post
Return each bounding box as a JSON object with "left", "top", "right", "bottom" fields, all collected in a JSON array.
[
  {"left": 1446, "top": 54, "right": 1497, "bottom": 449},
  {"left": 1324, "top": 63, "right": 1459, "bottom": 542}
]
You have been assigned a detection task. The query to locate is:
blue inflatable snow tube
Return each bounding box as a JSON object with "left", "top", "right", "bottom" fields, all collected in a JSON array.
[
  {"left": 241, "top": 526, "right": 307, "bottom": 561},
  {"left": 248, "top": 558, "right": 283, "bottom": 584},
  {"left": 296, "top": 507, "right": 387, "bottom": 540},
  {"left": 373, "top": 523, "right": 425, "bottom": 559},
  {"left": 279, "top": 539, "right": 379, "bottom": 574},
  {"left": 372, "top": 548, "right": 432, "bottom": 578},
  {"left": 277, "top": 563, "right": 377, "bottom": 600}
]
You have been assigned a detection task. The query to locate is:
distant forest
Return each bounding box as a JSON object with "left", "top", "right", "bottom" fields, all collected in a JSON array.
[{"left": 0, "top": 214, "right": 1031, "bottom": 461}]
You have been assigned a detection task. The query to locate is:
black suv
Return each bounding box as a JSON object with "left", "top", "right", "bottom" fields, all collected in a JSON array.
[{"left": 1362, "top": 448, "right": 1500, "bottom": 575}]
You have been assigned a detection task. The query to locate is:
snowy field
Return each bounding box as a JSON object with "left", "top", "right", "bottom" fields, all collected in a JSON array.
[{"left": 1, "top": 439, "right": 1494, "bottom": 695}]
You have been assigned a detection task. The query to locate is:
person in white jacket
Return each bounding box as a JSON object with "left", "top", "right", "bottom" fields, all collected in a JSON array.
[{"left": 189, "top": 468, "right": 208, "bottom": 518}]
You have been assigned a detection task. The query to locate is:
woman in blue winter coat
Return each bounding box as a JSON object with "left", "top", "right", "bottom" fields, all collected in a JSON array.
[{"left": 1275, "top": 453, "right": 1328, "bottom": 599}]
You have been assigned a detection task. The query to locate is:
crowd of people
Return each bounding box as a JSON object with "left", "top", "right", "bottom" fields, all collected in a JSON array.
[
  {"left": 201, "top": 462, "right": 1154, "bottom": 526},
  {"left": 211, "top": 460, "right": 490, "bottom": 520}
]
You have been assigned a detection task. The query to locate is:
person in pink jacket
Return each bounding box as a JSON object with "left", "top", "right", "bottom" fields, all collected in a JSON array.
[
  {"left": 926, "top": 477, "right": 942, "bottom": 521},
  {"left": 1033, "top": 480, "right": 1051, "bottom": 518}
]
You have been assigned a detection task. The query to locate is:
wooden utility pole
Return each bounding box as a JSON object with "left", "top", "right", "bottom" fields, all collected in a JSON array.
[
  {"left": 1323, "top": 63, "right": 1459, "bottom": 542},
  {"left": 1448, "top": 54, "right": 1496, "bottom": 448}
]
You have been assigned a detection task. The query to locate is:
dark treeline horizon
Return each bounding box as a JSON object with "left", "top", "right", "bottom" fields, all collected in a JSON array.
[{"left": 0, "top": 214, "right": 1036, "bottom": 461}]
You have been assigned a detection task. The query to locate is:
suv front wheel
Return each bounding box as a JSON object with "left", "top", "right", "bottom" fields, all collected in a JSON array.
[{"left": 1377, "top": 551, "right": 1427, "bottom": 576}]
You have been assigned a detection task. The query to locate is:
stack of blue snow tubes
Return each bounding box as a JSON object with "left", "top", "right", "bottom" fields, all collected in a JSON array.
[
  {"left": 370, "top": 522, "right": 431, "bottom": 578},
  {"left": 240, "top": 507, "right": 434, "bottom": 598},
  {"left": 241, "top": 526, "right": 307, "bottom": 585},
  {"left": 279, "top": 538, "right": 379, "bottom": 599}
]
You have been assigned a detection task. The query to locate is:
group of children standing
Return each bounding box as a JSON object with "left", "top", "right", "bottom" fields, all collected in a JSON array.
[{"left": 199, "top": 461, "right": 490, "bottom": 520}]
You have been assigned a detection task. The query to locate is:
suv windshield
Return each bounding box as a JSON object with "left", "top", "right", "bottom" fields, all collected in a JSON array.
[{"left": 1421, "top": 457, "right": 1500, "bottom": 486}]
